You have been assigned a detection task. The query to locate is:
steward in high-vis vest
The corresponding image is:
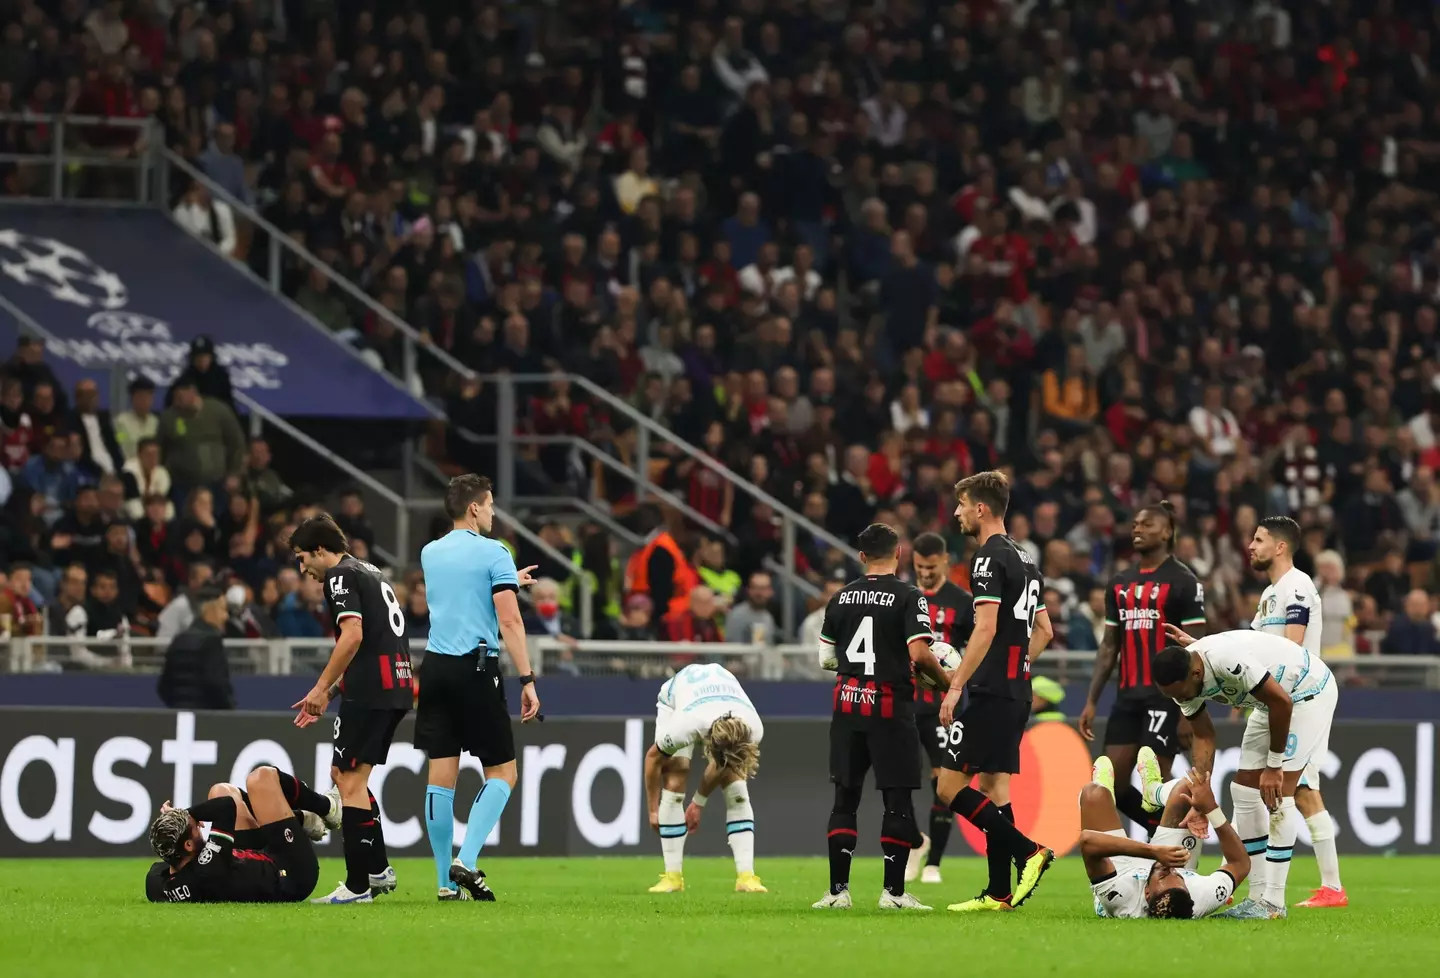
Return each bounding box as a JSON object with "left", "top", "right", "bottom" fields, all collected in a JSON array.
[{"left": 625, "top": 527, "right": 699, "bottom": 622}]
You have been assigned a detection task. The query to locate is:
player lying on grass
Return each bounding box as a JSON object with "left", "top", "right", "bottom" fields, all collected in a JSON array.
[
  {"left": 1081, "top": 751, "right": 1250, "bottom": 919},
  {"left": 644, "top": 663, "right": 766, "bottom": 893},
  {"left": 145, "top": 766, "right": 341, "bottom": 903}
]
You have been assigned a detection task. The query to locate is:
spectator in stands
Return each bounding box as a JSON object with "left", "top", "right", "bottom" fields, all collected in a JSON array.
[
  {"left": 156, "top": 559, "right": 213, "bottom": 640},
  {"left": 1041, "top": 342, "right": 1100, "bottom": 436},
  {"left": 113, "top": 377, "right": 158, "bottom": 461},
  {"left": 275, "top": 571, "right": 329, "bottom": 638},
  {"left": 333, "top": 488, "right": 375, "bottom": 553},
  {"left": 523, "top": 577, "right": 580, "bottom": 647},
  {"left": 20, "top": 431, "right": 82, "bottom": 525},
  {"left": 693, "top": 537, "right": 741, "bottom": 604},
  {"left": 724, "top": 570, "right": 778, "bottom": 646},
  {"left": 122, "top": 438, "right": 172, "bottom": 520},
  {"left": 0, "top": 562, "right": 42, "bottom": 637},
  {"left": 1382, "top": 589, "right": 1440, "bottom": 656},
  {"left": 241, "top": 437, "right": 291, "bottom": 515},
  {"left": 173, "top": 179, "right": 237, "bottom": 257},
  {"left": 614, "top": 594, "right": 654, "bottom": 643},
  {"left": 1398, "top": 467, "right": 1440, "bottom": 561},
  {"left": 168, "top": 336, "right": 235, "bottom": 409},
  {"left": 72, "top": 568, "right": 130, "bottom": 671},
  {"left": 664, "top": 585, "right": 724, "bottom": 643},
  {"left": 1314, "top": 551, "right": 1355, "bottom": 660},
  {"left": 158, "top": 379, "right": 244, "bottom": 492},
  {"left": 69, "top": 379, "right": 122, "bottom": 477},
  {"left": 157, "top": 586, "right": 235, "bottom": 710},
  {"left": 198, "top": 121, "right": 251, "bottom": 207},
  {"left": 50, "top": 484, "right": 105, "bottom": 571}
]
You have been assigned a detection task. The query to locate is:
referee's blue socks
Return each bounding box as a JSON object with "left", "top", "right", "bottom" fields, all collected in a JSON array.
[
  {"left": 457, "top": 779, "right": 512, "bottom": 869},
  {"left": 425, "top": 785, "right": 456, "bottom": 890}
]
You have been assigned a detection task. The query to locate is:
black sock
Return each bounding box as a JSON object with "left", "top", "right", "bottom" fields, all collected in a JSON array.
[
  {"left": 986, "top": 803, "right": 1015, "bottom": 900},
  {"left": 341, "top": 806, "right": 375, "bottom": 893},
  {"left": 881, "top": 836, "right": 910, "bottom": 895},
  {"left": 185, "top": 795, "right": 238, "bottom": 826},
  {"left": 271, "top": 772, "right": 331, "bottom": 817},
  {"left": 1115, "top": 785, "right": 1159, "bottom": 836},
  {"left": 950, "top": 786, "right": 1036, "bottom": 866},
  {"left": 366, "top": 790, "right": 390, "bottom": 874},
  {"left": 927, "top": 779, "right": 951, "bottom": 867},
  {"left": 827, "top": 814, "right": 858, "bottom": 895}
]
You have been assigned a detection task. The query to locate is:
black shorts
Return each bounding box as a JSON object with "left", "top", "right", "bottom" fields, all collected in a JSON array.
[
  {"left": 332, "top": 702, "right": 407, "bottom": 770},
  {"left": 415, "top": 652, "right": 515, "bottom": 766},
  {"left": 915, "top": 711, "right": 946, "bottom": 770},
  {"left": 830, "top": 711, "right": 922, "bottom": 790},
  {"left": 939, "top": 694, "right": 1030, "bottom": 775},
  {"left": 261, "top": 817, "right": 320, "bottom": 902},
  {"left": 1104, "top": 696, "right": 1181, "bottom": 755}
]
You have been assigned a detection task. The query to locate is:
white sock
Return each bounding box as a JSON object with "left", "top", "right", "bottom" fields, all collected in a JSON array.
[
  {"left": 659, "top": 789, "right": 687, "bottom": 873},
  {"left": 724, "top": 781, "right": 755, "bottom": 875},
  {"left": 1306, "top": 811, "right": 1342, "bottom": 890},
  {"left": 1263, "top": 797, "right": 1298, "bottom": 907},
  {"left": 1185, "top": 838, "right": 1203, "bottom": 871},
  {"left": 1151, "top": 825, "right": 1188, "bottom": 847},
  {"left": 1231, "top": 783, "right": 1268, "bottom": 901},
  {"left": 1144, "top": 777, "right": 1180, "bottom": 810}
]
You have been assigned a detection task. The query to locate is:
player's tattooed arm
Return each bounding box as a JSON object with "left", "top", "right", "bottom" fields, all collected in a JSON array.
[
  {"left": 1027, "top": 604, "right": 1052, "bottom": 661},
  {"left": 1185, "top": 706, "right": 1218, "bottom": 780},
  {"left": 293, "top": 618, "right": 361, "bottom": 723},
  {"left": 1078, "top": 625, "right": 1120, "bottom": 741},
  {"left": 1252, "top": 676, "right": 1294, "bottom": 809}
]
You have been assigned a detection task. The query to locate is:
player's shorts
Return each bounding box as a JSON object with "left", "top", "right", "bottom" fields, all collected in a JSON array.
[
  {"left": 1090, "top": 842, "right": 1151, "bottom": 919},
  {"left": 1239, "top": 677, "right": 1337, "bottom": 781},
  {"left": 654, "top": 704, "right": 764, "bottom": 761},
  {"left": 915, "top": 710, "right": 945, "bottom": 769},
  {"left": 260, "top": 816, "right": 321, "bottom": 902},
  {"left": 830, "top": 711, "right": 922, "bottom": 790},
  {"left": 332, "top": 701, "right": 407, "bottom": 769},
  {"left": 939, "top": 694, "right": 1030, "bottom": 775},
  {"left": 1104, "top": 696, "right": 1181, "bottom": 754},
  {"left": 415, "top": 652, "right": 515, "bottom": 767}
]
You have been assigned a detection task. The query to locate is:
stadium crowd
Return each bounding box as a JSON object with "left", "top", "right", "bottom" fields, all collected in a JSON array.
[{"left": 4, "top": 0, "right": 1440, "bottom": 668}]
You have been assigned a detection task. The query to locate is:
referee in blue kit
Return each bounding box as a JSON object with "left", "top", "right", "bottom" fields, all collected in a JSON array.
[{"left": 418, "top": 474, "right": 541, "bottom": 902}]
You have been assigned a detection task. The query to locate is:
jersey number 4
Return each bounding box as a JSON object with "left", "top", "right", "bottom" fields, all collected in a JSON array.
[{"left": 843, "top": 616, "right": 877, "bottom": 675}]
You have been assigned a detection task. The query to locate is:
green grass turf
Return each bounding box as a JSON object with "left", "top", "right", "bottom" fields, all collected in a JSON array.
[{"left": 1, "top": 856, "right": 1436, "bottom": 977}]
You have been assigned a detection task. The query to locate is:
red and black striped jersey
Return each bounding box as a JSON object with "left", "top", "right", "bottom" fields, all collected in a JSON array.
[
  {"left": 967, "top": 533, "right": 1043, "bottom": 701},
  {"left": 324, "top": 555, "right": 414, "bottom": 710},
  {"left": 914, "top": 581, "right": 974, "bottom": 709},
  {"left": 821, "top": 572, "right": 933, "bottom": 717},
  {"left": 1104, "top": 556, "right": 1206, "bottom": 700}
]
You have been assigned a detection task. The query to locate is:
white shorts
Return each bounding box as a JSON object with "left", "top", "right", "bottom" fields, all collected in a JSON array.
[
  {"left": 654, "top": 704, "right": 764, "bottom": 762},
  {"left": 1239, "top": 678, "right": 1337, "bottom": 785},
  {"left": 1091, "top": 848, "right": 1151, "bottom": 919}
]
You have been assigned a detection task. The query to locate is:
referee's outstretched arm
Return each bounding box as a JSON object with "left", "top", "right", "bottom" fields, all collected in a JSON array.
[{"left": 493, "top": 588, "right": 541, "bottom": 722}]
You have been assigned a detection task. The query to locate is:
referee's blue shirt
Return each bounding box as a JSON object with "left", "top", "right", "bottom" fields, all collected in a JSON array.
[{"left": 421, "top": 529, "right": 519, "bottom": 656}]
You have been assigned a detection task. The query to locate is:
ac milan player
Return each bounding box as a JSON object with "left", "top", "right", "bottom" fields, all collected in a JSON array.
[
  {"left": 904, "top": 532, "right": 974, "bottom": 886},
  {"left": 1079, "top": 502, "right": 1206, "bottom": 839},
  {"left": 813, "top": 522, "right": 951, "bottom": 911},
  {"left": 936, "top": 471, "right": 1056, "bottom": 913}
]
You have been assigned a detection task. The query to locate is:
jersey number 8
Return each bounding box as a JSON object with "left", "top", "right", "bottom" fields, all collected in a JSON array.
[{"left": 379, "top": 581, "right": 405, "bottom": 637}]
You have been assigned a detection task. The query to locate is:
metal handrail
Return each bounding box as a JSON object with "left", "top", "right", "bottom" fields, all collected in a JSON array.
[
  {"left": 161, "top": 149, "right": 477, "bottom": 394},
  {"left": 0, "top": 112, "right": 152, "bottom": 127},
  {"left": 493, "top": 504, "right": 594, "bottom": 639},
  {"left": 235, "top": 391, "right": 409, "bottom": 565}
]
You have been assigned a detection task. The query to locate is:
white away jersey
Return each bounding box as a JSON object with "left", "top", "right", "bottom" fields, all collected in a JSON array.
[
  {"left": 1096, "top": 864, "right": 1237, "bottom": 919},
  {"left": 1252, "top": 566, "right": 1322, "bottom": 655},
  {"left": 654, "top": 663, "right": 763, "bottom": 755},
  {"left": 1174, "top": 630, "right": 1332, "bottom": 717}
]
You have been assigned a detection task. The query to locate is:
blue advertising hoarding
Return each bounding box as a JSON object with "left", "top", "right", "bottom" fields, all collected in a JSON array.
[{"left": 0, "top": 206, "right": 435, "bottom": 420}]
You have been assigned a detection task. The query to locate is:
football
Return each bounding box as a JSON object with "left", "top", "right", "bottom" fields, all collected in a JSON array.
[{"left": 917, "top": 640, "right": 962, "bottom": 689}]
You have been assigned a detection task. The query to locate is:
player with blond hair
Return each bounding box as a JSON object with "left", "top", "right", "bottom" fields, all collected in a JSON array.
[{"left": 643, "top": 663, "right": 766, "bottom": 893}]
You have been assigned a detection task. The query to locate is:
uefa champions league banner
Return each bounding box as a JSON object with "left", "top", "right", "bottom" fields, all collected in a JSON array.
[
  {"left": 0, "top": 206, "right": 434, "bottom": 419},
  {"left": 0, "top": 709, "right": 1434, "bottom": 858}
]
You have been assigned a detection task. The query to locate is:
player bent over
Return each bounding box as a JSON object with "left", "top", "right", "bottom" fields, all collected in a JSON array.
[
  {"left": 1081, "top": 753, "right": 1250, "bottom": 919},
  {"left": 643, "top": 663, "right": 766, "bottom": 893},
  {"left": 145, "top": 767, "right": 339, "bottom": 903}
]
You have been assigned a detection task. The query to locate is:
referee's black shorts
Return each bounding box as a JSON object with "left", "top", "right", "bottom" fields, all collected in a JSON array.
[{"left": 415, "top": 651, "right": 515, "bottom": 766}]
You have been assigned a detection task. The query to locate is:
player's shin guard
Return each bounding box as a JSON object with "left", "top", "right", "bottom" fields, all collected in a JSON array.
[
  {"left": 880, "top": 789, "right": 922, "bottom": 897},
  {"left": 827, "top": 785, "right": 862, "bottom": 895},
  {"left": 984, "top": 803, "right": 1016, "bottom": 901},
  {"left": 365, "top": 790, "right": 390, "bottom": 874},
  {"left": 341, "top": 806, "right": 377, "bottom": 894},
  {"left": 1263, "top": 797, "right": 1298, "bottom": 908},
  {"left": 273, "top": 772, "right": 330, "bottom": 817},
  {"left": 425, "top": 785, "right": 456, "bottom": 890},
  {"left": 926, "top": 778, "right": 951, "bottom": 867},
  {"left": 1307, "top": 811, "right": 1342, "bottom": 890},
  {"left": 1231, "top": 783, "right": 1269, "bottom": 900},
  {"left": 724, "top": 782, "right": 755, "bottom": 875},
  {"left": 950, "top": 786, "right": 1035, "bottom": 866},
  {"left": 658, "top": 789, "right": 688, "bottom": 873},
  {"left": 1115, "top": 784, "right": 1159, "bottom": 836},
  {"left": 458, "top": 778, "right": 512, "bottom": 870}
]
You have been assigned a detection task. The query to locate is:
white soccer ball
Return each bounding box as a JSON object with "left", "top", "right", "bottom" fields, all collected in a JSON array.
[{"left": 917, "top": 640, "right": 962, "bottom": 689}]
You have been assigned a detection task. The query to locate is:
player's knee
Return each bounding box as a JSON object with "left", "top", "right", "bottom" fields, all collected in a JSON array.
[
  {"left": 1079, "top": 783, "right": 1112, "bottom": 808},
  {"left": 483, "top": 760, "right": 518, "bottom": 789},
  {"left": 244, "top": 766, "right": 278, "bottom": 793},
  {"left": 208, "top": 782, "right": 238, "bottom": 800},
  {"left": 831, "top": 784, "right": 862, "bottom": 816}
]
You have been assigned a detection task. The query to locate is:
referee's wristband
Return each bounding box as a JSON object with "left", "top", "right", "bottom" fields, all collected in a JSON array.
[
  {"left": 692, "top": 793, "right": 708, "bottom": 809},
  {"left": 1206, "top": 809, "right": 1228, "bottom": 829},
  {"left": 519, "top": 674, "right": 536, "bottom": 686},
  {"left": 1266, "top": 750, "right": 1286, "bottom": 769}
]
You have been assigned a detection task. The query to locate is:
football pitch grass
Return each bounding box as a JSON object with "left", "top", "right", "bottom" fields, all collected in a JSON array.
[{"left": 3, "top": 856, "right": 1437, "bottom": 977}]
